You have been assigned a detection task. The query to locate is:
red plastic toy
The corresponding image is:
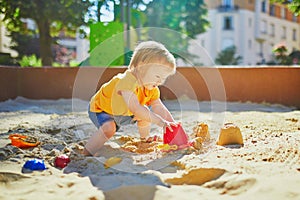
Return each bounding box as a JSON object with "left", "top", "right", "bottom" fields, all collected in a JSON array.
[
  {"left": 163, "top": 124, "right": 189, "bottom": 148},
  {"left": 54, "top": 154, "right": 71, "bottom": 168}
]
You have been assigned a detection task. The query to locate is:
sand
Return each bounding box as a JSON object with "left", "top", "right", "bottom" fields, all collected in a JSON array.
[{"left": 0, "top": 96, "right": 299, "bottom": 200}]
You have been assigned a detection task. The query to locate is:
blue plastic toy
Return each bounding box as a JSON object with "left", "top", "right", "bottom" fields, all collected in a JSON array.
[{"left": 22, "top": 159, "right": 47, "bottom": 172}]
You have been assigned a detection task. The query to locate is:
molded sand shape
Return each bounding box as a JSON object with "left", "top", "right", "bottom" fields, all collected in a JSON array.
[
  {"left": 189, "top": 137, "right": 203, "bottom": 150},
  {"left": 193, "top": 122, "right": 210, "bottom": 142},
  {"left": 164, "top": 168, "right": 226, "bottom": 185},
  {"left": 121, "top": 139, "right": 158, "bottom": 154},
  {"left": 217, "top": 123, "right": 244, "bottom": 146}
]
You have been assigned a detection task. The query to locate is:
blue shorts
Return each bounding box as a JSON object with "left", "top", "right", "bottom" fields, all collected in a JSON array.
[{"left": 88, "top": 109, "right": 136, "bottom": 131}]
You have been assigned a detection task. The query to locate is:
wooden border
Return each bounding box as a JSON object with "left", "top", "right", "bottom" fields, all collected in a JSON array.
[{"left": 0, "top": 66, "right": 299, "bottom": 108}]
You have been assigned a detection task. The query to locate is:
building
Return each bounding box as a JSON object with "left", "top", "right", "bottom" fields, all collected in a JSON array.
[
  {"left": 0, "top": 15, "right": 18, "bottom": 58},
  {"left": 193, "top": 0, "right": 300, "bottom": 66}
]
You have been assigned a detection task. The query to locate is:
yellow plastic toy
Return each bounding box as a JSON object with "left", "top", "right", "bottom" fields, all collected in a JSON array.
[
  {"left": 157, "top": 144, "right": 178, "bottom": 152},
  {"left": 104, "top": 157, "right": 122, "bottom": 169}
]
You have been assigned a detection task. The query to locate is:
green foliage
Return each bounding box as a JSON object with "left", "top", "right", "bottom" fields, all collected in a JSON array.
[
  {"left": 0, "top": 53, "right": 16, "bottom": 66},
  {"left": 272, "top": 44, "right": 293, "bottom": 65},
  {"left": 52, "top": 60, "right": 79, "bottom": 67},
  {"left": 144, "top": 0, "right": 209, "bottom": 39},
  {"left": 143, "top": 0, "right": 210, "bottom": 64},
  {"left": 0, "top": 0, "right": 92, "bottom": 32},
  {"left": 0, "top": 0, "right": 92, "bottom": 66},
  {"left": 19, "top": 55, "right": 42, "bottom": 67},
  {"left": 270, "top": 0, "right": 300, "bottom": 15},
  {"left": 8, "top": 31, "right": 40, "bottom": 59},
  {"left": 215, "top": 46, "right": 243, "bottom": 65}
]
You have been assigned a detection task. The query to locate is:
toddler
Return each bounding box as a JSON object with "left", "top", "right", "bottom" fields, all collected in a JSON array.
[{"left": 83, "top": 41, "right": 178, "bottom": 156}]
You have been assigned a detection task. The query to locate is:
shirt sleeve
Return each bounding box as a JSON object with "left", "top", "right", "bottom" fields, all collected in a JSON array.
[{"left": 146, "top": 87, "right": 160, "bottom": 106}]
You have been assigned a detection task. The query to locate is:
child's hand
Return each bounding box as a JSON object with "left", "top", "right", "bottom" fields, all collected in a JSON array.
[{"left": 163, "top": 121, "right": 179, "bottom": 132}]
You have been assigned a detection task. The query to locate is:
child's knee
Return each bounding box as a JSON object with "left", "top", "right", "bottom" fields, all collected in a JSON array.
[{"left": 101, "top": 121, "right": 117, "bottom": 139}]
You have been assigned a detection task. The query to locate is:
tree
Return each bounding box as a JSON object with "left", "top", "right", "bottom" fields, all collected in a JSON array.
[
  {"left": 215, "top": 46, "right": 242, "bottom": 65},
  {"left": 272, "top": 43, "right": 292, "bottom": 65},
  {"left": 270, "top": 0, "right": 300, "bottom": 15},
  {"left": 0, "top": 0, "right": 92, "bottom": 66},
  {"left": 9, "top": 30, "right": 40, "bottom": 59},
  {"left": 143, "top": 0, "right": 210, "bottom": 63},
  {"left": 144, "top": 0, "right": 208, "bottom": 39}
]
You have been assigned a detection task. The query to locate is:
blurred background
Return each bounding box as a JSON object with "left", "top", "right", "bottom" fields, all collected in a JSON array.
[{"left": 0, "top": 0, "right": 300, "bottom": 67}]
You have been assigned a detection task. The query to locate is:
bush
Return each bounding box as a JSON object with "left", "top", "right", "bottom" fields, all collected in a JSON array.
[{"left": 19, "top": 55, "right": 42, "bottom": 67}]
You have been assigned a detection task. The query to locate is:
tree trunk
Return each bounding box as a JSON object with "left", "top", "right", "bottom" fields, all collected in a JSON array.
[{"left": 37, "top": 19, "right": 53, "bottom": 66}]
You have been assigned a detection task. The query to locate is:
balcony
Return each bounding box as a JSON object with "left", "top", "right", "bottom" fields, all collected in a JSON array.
[{"left": 217, "top": 5, "right": 239, "bottom": 12}]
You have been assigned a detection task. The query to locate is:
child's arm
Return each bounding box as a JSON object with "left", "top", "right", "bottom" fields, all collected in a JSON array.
[
  {"left": 120, "top": 91, "right": 176, "bottom": 130},
  {"left": 149, "top": 99, "right": 175, "bottom": 122}
]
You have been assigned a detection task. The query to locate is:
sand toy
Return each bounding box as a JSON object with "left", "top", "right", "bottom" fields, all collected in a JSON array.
[
  {"left": 163, "top": 124, "right": 189, "bottom": 148},
  {"left": 22, "top": 159, "right": 47, "bottom": 173},
  {"left": 217, "top": 123, "right": 244, "bottom": 146},
  {"left": 9, "top": 133, "right": 40, "bottom": 148},
  {"left": 54, "top": 154, "right": 71, "bottom": 168},
  {"left": 157, "top": 143, "right": 178, "bottom": 152},
  {"left": 104, "top": 157, "right": 122, "bottom": 169}
]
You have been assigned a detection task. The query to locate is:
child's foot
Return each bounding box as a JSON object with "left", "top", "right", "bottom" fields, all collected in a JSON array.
[
  {"left": 142, "top": 135, "right": 162, "bottom": 143},
  {"left": 82, "top": 148, "right": 92, "bottom": 156}
]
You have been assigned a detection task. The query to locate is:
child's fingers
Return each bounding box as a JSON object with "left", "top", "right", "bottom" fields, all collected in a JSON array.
[{"left": 166, "top": 123, "right": 173, "bottom": 132}]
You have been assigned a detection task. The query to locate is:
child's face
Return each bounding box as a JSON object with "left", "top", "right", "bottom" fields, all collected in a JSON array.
[{"left": 138, "top": 63, "right": 174, "bottom": 90}]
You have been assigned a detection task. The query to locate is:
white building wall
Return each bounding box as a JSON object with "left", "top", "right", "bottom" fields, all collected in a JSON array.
[
  {"left": 76, "top": 32, "right": 90, "bottom": 63},
  {"left": 192, "top": 0, "right": 300, "bottom": 66},
  {"left": 0, "top": 15, "right": 18, "bottom": 57}
]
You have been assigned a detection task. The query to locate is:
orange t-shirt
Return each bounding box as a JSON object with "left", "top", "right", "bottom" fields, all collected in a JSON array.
[{"left": 89, "top": 70, "right": 160, "bottom": 116}]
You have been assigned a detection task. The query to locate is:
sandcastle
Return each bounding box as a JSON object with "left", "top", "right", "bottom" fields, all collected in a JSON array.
[
  {"left": 190, "top": 122, "right": 211, "bottom": 150},
  {"left": 216, "top": 123, "right": 244, "bottom": 146}
]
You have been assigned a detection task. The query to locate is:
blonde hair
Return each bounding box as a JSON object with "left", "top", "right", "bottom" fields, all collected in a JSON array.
[{"left": 129, "top": 41, "right": 176, "bottom": 73}]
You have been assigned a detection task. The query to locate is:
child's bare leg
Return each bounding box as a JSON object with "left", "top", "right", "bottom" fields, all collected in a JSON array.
[
  {"left": 83, "top": 121, "right": 116, "bottom": 156},
  {"left": 137, "top": 120, "right": 151, "bottom": 139}
]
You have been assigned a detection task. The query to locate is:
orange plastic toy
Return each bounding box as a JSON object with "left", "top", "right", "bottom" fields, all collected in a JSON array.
[{"left": 9, "top": 134, "right": 40, "bottom": 148}]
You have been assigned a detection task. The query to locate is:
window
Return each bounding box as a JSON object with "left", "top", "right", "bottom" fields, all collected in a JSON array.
[
  {"left": 222, "top": 0, "right": 233, "bottom": 7},
  {"left": 270, "top": 24, "right": 275, "bottom": 37},
  {"left": 248, "top": 40, "right": 252, "bottom": 49},
  {"left": 270, "top": 43, "right": 274, "bottom": 51},
  {"left": 293, "top": 15, "right": 298, "bottom": 22},
  {"left": 248, "top": 18, "right": 252, "bottom": 27},
  {"left": 261, "top": 1, "right": 267, "bottom": 13},
  {"left": 224, "top": 16, "right": 233, "bottom": 30},
  {"left": 282, "top": 26, "right": 286, "bottom": 39},
  {"left": 269, "top": 4, "right": 275, "bottom": 16},
  {"left": 293, "top": 29, "right": 297, "bottom": 41},
  {"left": 261, "top": 20, "right": 267, "bottom": 34},
  {"left": 281, "top": 8, "right": 287, "bottom": 19}
]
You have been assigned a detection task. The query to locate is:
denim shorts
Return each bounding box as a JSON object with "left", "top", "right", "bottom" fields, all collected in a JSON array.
[{"left": 88, "top": 108, "right": 136, "bottom": 131}]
